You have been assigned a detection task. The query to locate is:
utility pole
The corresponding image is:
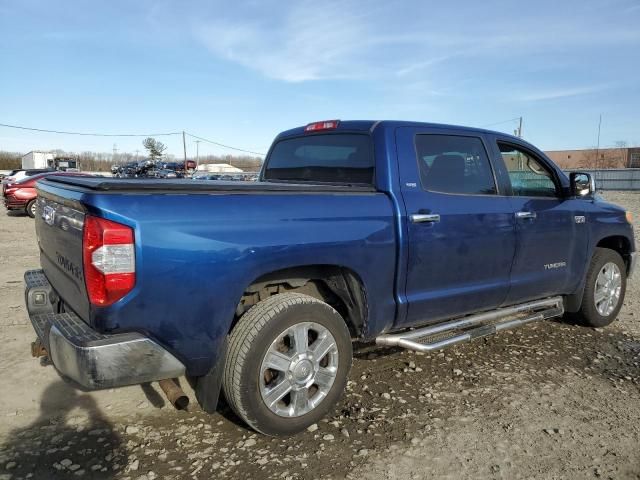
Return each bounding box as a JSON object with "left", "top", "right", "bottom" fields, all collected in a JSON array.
[
  {"left": 517, "top": 116, "right": 523, "bottom": 138},
  {"left": 182, "top": 131, "right": 187, "bottom": 164},
  {"left": 135, "top": 149, "right": 139, "bottom": 161},
  {"left": 595, "top": 114, "right": 602, "bottom": 171},
  {"left": 195, "top": 140, "right": 201, "bottom": 168},
  {"left": 112, "top": 143, "right": 118, "bottom": 163}
]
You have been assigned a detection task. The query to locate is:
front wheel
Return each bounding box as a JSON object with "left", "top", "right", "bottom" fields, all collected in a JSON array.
[
  {"left": 576, "top": 248, "right": 627, "bottom": 327},
  {"left": 222, "top": 292, "right": 352, "bottom": 436}
]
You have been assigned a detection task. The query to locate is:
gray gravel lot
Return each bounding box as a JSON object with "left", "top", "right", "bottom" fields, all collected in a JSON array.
[{"left": 0, "top": 192, "right": 639, "bottom": 480}]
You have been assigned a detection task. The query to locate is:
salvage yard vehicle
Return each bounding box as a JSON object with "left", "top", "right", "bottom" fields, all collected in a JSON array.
[
  {"left": 3, "top": 171, "right": 93, "bottom": 217},
  {"left": 2, "top": 168, "right": 54, "bottom": 185},
  {"left": 24, "top": 120, "right": 636, "bottom": 436}
]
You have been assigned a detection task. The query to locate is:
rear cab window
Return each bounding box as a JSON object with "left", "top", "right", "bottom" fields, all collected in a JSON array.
[{"left": 263, "top": 134, "right": 374, "bottom": 185}]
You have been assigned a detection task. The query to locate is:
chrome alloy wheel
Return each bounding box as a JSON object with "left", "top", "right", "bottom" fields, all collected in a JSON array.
[
  {"left": 30, "top": 202, "right": 37, "bottom": 217},
  {"left": 259, "top": 321, "right": 339, "bottom": 418},
  {"left": 594, "top": 262, "right": 622, "bottom": 317}
]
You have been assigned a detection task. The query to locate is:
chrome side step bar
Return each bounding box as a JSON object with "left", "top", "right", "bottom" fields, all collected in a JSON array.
[{"left": 376, "top": 296, "right": 564, "bottom": 352}]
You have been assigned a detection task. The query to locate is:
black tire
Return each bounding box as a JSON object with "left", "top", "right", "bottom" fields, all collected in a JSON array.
[
  {"left": 26, "top": 199, "right": 37, "bottom": 218},
  {"left": 576, "top": 248, "right": 627, "bottom": 327},
  {"left": 222, "top": 292, "right": 352, "bottom": 436}
]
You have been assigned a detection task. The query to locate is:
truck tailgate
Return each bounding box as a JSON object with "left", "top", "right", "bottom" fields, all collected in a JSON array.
[{"left": 34, "top": 192, "right": 90, "bottom": 321}]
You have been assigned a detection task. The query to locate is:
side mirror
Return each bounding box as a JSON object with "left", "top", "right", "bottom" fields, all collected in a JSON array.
[{"left": 570, "top": 172, "right": 595, "bottom": 197}]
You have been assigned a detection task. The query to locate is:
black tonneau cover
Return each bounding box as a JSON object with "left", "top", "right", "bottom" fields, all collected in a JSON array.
[{"left": 41, "top": 176, "right": 375, "bottom": 193}]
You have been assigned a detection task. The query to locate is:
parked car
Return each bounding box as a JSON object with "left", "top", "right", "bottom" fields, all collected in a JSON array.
[
  {"left": 149, "top": 169, "right": 179, "bottom": 179},
  {"left": 112, "top": 161, "right": 143, "bottom": 178},
  {"left": 3, "top": 171, "right": 93, "bottom": 217},
  {"left": 24, "top": 120, "right": 635, "bottom": 437},
  {"left": 192, "top": 173, "right": 223, "bottom": 180},
  {"left": 2, "top": 168, "right": 54, "bottom": 186}
]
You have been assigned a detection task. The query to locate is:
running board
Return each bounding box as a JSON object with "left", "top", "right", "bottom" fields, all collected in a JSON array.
[{"left": 375, "top": 296, "right": 564, "bottom": 352}]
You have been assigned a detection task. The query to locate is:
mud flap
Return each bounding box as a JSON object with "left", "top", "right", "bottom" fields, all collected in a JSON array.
[
  {"left": 564, "top": 274, "right": 588, "bottom": 313},
  {"left": 195, "top": 336, "right": 227, "bottom": 413}
]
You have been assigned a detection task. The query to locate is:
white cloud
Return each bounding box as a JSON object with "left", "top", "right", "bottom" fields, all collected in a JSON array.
[
  {"left": 513, "top": 84, "right": 612, "bottom": 102},
  {"left": 188, "top": 0, "right": 640, "bottom": 84},
  {"left": 194, "top": 2, "right": 375, "bottom": 82}
]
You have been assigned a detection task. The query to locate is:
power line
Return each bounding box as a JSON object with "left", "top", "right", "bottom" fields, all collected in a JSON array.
[
  {"left": 480, "top": 117, "right": 521, "bottom": 129},
  {"left": 185, "top": 132, "right": 265, "bottom": 156},
  {"left": 0, "top": 121, "right": 266, "bottom": 156},
  {"left": 0, "top": 122, "right": 182, "bottom": 137}
]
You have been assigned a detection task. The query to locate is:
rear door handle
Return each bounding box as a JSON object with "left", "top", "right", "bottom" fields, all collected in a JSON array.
[
  {"left": 410, "top": 213, "right": 440, "bottom": 223},
  {"left": 515, "top": 211, "right": 537, "bottom": 220}
]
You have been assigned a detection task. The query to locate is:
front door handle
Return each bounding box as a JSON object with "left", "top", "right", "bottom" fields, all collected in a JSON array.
[
  {"left": 411, "top": 213, "right": 440, "bottom": 223},
  {"left": 515, "top": 211, "right": 537, "bottom": 220}
]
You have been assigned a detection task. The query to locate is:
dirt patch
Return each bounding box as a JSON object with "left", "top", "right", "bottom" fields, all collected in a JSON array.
[{"left": 1, "top": 192, "right": 639, "bottom": 479}]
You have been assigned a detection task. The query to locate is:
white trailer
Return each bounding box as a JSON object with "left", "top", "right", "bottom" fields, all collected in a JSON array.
[{"left": 21, "top": 151, "right": 54, "bottom": 170}]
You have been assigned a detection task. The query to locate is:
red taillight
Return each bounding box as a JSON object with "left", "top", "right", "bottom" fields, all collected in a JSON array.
[
  {"left": 304, "top": 120, "right": 339, "bottom": 132},
  {"left": 4, "top": 187, "right": 17, "bottom": 195},
  {"left": 83, "top": 215, "right": 135, "bottom": 306}
]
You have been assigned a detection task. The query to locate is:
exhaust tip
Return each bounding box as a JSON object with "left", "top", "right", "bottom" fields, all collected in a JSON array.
[
  {"left": 173, "top": 394, "right": 190, "bottom": 410},
  {"left": 158, "top": 379, "right": 190, "bottom": 410}
]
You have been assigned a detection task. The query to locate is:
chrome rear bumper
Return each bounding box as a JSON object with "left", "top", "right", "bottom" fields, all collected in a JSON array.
[{"left": 25, "top": 269, "right": 185, "bottom": 389}]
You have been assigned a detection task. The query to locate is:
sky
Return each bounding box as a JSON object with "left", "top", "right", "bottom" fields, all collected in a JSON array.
[{"left": 1, "top": 0, "right": 639, "bottom": 158}]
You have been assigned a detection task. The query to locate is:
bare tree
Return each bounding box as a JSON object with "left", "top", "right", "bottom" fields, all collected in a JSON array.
[
  {"left": 614, "top": 140, "right": 628, "bottom": 168},
  {"left": 0, "top": 151, "right": 21, "bottom": 170},
  {"left": 578, "top": 148, "right": 599, "bottom": 169}
]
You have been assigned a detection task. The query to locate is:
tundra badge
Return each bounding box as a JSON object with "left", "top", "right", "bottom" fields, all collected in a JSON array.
[{"left": 544, "top": 262, "right": 567, "bottom": 270}]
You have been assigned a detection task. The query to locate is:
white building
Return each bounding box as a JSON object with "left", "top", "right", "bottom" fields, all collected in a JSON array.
[{"left": 197, "top": 163, "right": 244, "bottom": 173}]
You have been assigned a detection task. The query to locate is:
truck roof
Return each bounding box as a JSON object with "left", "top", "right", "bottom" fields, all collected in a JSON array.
[{"left": 276, "top": 120, "right": 522, "bottom": 143}]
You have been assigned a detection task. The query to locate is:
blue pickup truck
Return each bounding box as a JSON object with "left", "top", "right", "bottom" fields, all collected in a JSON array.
[{"left": 25, "top": 120, "right": 636, "bottom": 436}]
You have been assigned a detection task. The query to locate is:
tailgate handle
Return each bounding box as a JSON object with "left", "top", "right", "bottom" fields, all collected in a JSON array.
[{"left": 515, "top": 211, "right": 537, "bottom": 220}]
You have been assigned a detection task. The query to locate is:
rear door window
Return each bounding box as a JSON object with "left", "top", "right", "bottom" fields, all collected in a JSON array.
[
  {"left": 415, "top": 135, "right": 497, "bottom": 195},
  {"left": 264, "top": 134, "right": 373, "bottom": 185}
]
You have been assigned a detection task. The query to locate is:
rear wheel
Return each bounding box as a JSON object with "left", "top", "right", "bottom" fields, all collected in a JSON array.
[
  {"left": 26, "top": 199, "right": 37, "bottom": 218},
  {"left": 576, "top": 248, "right": 626, "bottom": 327},
  {"left": 222, "top": 292, "right": 352, "bottom": 436}
]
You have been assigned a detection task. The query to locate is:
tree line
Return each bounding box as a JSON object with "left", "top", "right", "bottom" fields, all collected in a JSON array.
[{"left": 0, "top": 150, "right": 263, "bottom": 172}]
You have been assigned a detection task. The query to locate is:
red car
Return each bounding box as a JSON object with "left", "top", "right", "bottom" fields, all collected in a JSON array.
[{"left": 3, "top": 172, "right": 93, "bottom": 218}]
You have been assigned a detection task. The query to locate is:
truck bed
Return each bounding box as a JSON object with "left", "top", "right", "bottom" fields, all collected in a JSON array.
[{"left": 42, "top": 176, "right": 376, "bottom": 193}]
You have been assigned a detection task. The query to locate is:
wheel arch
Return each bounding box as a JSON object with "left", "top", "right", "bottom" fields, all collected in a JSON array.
[
  {"left": 595, "top": 235, "right": 633, "bottom": 274},
  {"left": 234, "top": 264, "right": 369, "bottom": 339}
]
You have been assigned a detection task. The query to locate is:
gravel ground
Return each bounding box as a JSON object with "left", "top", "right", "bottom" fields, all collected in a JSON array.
[{"left": 0, "top": 192, "right": 639, "bottom": 480}]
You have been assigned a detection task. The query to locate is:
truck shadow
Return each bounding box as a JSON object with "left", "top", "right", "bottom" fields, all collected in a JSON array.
[
  {"left": 5, "top": 210, "right": 27, "bottom": 217},
  {"left": 140, "top": 382, "right": 166, "bottom": 409},
  {"left": 0, "top": 380, "right": 127, "bottom": 479}
]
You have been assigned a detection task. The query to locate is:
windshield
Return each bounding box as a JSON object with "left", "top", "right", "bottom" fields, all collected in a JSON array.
[{"left": 264, "top": 134, "right": 373, "bottom": 185}]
